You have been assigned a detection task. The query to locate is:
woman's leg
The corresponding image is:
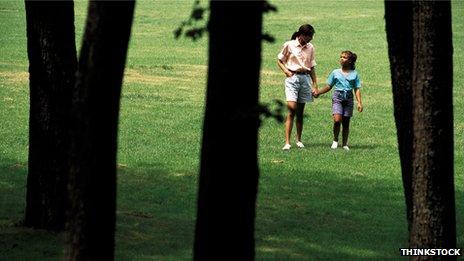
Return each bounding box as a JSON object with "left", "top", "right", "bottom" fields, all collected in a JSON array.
[
  {"left": 295, "top": 102, "right": 305, "bottom": 142},
  {"left": 285, "top": 101, "right": 297, "bottom": 145},
  {"left": 342, "top": 116, "right": 350, "bottom": 146}
]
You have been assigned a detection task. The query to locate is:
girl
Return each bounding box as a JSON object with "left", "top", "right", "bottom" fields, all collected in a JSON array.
[
  {"left": 314, "top": 51, "right": 363, "bottom": 150},
  {"left": 277, "top": 24, "right": 318, "bottom": 150}
]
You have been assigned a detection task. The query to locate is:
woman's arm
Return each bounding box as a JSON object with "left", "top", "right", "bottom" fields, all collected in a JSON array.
[
  {"left": 309, "top": 67, "right": 318, "bottom": 96},
  {"left": 277, "top": 59, "right": 293, "bottom": 77},
  {"left": 309, "top": 66, "right": 317, "bottom": 87}
]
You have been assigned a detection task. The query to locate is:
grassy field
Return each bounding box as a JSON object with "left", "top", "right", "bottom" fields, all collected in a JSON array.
[{"left": 1, "top": 0, "right": 463, "bottom": 259}]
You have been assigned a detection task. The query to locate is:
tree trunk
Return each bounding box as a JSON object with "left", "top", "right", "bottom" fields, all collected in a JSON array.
[
  {"left": 24, "top": 0, "right": 77, "bottom": 231},
  {"left": 64, "top": 1, "right": 135, "bottom": 259},
  {"left": 410, "top": 1, "right": 456, "bottom": 251},
  {"left": 194, "top": 2, "right": 264, "bottom": 260},
  {"left": 384, "top": 0, "right": 414, "bottom": 231},
  {"left": 385, "top": 0, "right": 456, "bottom": 253}
]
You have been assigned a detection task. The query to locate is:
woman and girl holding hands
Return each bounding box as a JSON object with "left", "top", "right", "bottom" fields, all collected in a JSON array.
[{"left": 277, "top": 24, "right": 363, "bottom": 151}]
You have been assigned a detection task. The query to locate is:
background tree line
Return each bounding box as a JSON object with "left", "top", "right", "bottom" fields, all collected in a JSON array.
[{"left": 22, "top": 0, "right": 456, "bottom": 259}]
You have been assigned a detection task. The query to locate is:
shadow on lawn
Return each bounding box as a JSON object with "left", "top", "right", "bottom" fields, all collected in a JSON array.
[
  {"left": 0, "top": 159, "right": 65, "bottom": 260},
  {"left": 255, "top": 169, "right": 409, "bottom": 260},
  {"left": 0, "top": 159, "right": 28, "bottom": 223},
  {"left": 0, "top": 225, "right": 63, "bottom": 260},
  {"left": 302, "top": 142, "right": 378, "bottom": 150},
  {"left": 0, "top": 160, "right": 197, "bottom": 259},
  {"left": 115, "top": 163, "right": 197, "bottom": 259},
  {"left": 1, "top": 158, "right": 462, "bottom": 259},
  {"left": 0, "top": 160, "right": 399, "bottom": 259}
]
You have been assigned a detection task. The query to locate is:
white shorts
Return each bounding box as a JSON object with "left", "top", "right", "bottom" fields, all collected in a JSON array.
[{"left": 284, "top": 74, "right": 313, "bottom": 103}]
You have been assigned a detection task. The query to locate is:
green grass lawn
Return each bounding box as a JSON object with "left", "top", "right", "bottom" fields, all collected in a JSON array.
[{"left": 1, "top": 0, "right": 463, "bottom": 259}]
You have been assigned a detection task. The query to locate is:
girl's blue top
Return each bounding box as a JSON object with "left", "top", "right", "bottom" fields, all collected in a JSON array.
[{"left": 327, "top": 69, "right": 361, "bottom": 91}]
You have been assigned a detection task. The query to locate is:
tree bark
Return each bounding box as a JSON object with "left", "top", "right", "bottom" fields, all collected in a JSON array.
[
  {"left": 385, "top": 0, "right": 456, "bottom": 254},
  {"left": 384, "top": 0, "right": 414, "bottom": 231},
  {"left": 24, "top": 0, "right": 77, "bottom": 231},
  {"left": 64, "top": 1, "right": 135, "bottom": 259},
  {"left": 410, "top": 1, "right": 456, "bottom": 251},
  {"left": 193, "top": 1, "right": 264, "bottom": 260}
]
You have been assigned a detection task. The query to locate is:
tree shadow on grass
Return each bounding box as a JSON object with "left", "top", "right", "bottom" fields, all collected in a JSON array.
[
  {"left": 0, "top": 159, "right": 65, "bottom": 260},
  {"left": 115, "top": 163, "right": 197, "bottom": 259},
  {"left": 255, "top": 169, "right": 409, "bottom": 260},
  {"left": 302, "top": 142, "right": 378, "bottom": 150},
  {"left": 0, "top": 225, "right": 64, "bottom": 260},
  {"left": 1, "top": 158, "right": 462, "bottom": 260},
  {"left": 0, "top": 159, "right": 27, "bottom": 223},
  {"left": 0, "top": 160, "right": 197, "bottom": 259},
  {"left": 0, "top": 157, "right": 416, "bottom": 260}
]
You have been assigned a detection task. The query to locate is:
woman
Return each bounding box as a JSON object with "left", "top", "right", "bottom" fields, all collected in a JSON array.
[{"left": 277, "top": 24, "right": 318, "bottom": 150}]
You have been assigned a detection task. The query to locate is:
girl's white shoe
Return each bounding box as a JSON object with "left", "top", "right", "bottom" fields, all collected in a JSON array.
[
  {"left": 282, "top": 144, "right": 291, "bottom": 151},
  {"left": 296, "top": 141, "right": 305, "bottom": 148},
  {"left": 343, "top": 145, "right": 350, "bottom": 151},
  {"left": 331, "top": 141, "right": 338, "bottom": 149}
]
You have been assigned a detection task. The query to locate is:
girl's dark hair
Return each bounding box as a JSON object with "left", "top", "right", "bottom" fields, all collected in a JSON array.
[
  {"left": 291, "top": 24, "right": 315, "bottom": 40},
  {"left": 342, "top": 50, "right": 357, "bottom": 70}
]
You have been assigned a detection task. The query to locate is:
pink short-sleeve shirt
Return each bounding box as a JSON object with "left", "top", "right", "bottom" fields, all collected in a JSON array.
[{"left": 277, "top": 40, "right": 316, "bottom": 72}]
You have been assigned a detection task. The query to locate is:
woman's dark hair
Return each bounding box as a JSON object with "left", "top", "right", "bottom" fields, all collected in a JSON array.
[
  {"left": 342, "top": 50, "right": 357, "bottom": 70},
  {"left": 291, "top": 24, "right": 315, "bottom": 40},
  {"left": 298, "top": 24, "right": 315, "bottom": 37},
  {"left": 290, "top": 31, "right": 299, "bottom": 40}
]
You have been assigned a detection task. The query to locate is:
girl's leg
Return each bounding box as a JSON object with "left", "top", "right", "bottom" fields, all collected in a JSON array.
[
  {"left": 342, "top": 116, "right": 350, "bottom": 146},
  {"left": 285, "top": 101, "right": 297, "bottom": 145},
  {"left": 333, "top": 114, "right": 342, "bottom": 142},
  {"left": 295, "top": 102, "right": 305, "bottom": 142}
]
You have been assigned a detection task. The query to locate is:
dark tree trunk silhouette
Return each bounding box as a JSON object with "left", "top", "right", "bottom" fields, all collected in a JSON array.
[
  {"left": 64, "top": 1, "right": 135, "bottom": 259},
  {"left": 410, "top": 1, "right": 455, "bottom": 250},
  {"left": 384, "top": 0, "right": 414, "bottom": 231},
  {"left": 385, "top": 0, "right": 456, "bottom": 251},
  {"left": 194, "top": 2, "right": 264, "bottom": 260},
  {"left": 24, "top": 0, "right": 77, "bottom": 231}
]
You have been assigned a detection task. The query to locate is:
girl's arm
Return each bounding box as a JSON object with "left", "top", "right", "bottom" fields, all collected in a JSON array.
[
  {"left": 355, "top": 88, "right": 363, "bottom": 112},
  {"left": 277, "top": 59, "right": 293, "bottom": 77},
  {"left": 316, "top": 84, "right": 332, "bottom": 96}
]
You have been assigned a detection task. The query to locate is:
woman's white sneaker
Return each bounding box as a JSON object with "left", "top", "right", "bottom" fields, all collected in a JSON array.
[
  {"left": 343, "top": 145, "right": 350, "bottom": 151},
  {"left": 296, "top": 141, "right": 305, "bottom": 148},
  {"left": 282, "top": 144, "right": 291, "bottom": 151}
]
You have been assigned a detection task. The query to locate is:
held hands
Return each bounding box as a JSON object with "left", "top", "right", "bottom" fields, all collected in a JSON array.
[{"left": 311, "top": 87, "right": 320, "bottom": 98}]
